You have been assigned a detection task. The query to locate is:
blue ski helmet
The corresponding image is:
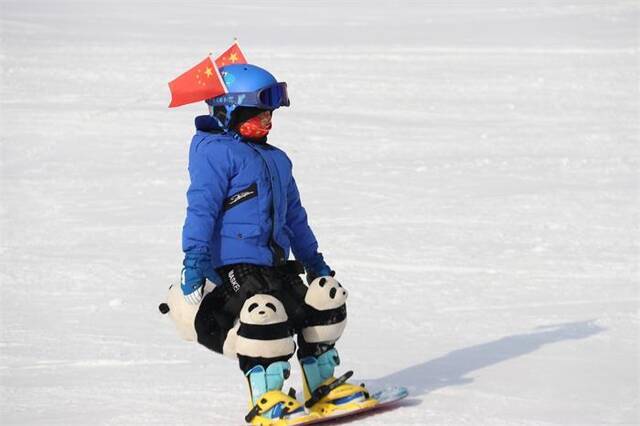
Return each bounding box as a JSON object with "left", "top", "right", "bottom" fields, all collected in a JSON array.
[{"left": 206, "top": 64, "right": 289, "bottom": 123}]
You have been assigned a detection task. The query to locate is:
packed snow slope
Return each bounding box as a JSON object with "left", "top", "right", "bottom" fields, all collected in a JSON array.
[{"left": 1, "top": 1, "right": 638, "bottom": 424}]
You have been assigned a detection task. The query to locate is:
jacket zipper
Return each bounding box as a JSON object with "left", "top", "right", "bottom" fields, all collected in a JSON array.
[{"left": 248, "top": 143, "right": 286, "bottom": 266}]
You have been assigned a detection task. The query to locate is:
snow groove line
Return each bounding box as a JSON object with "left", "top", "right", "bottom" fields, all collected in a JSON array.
[
  {"left": 273, "top": 47, "right": 638, "bottom": 58},
  {"left": 341, "top": 260, "right": 634, "bottom": 279},
  {"left": 440, "top": 298, "right": 640, "bottom": 312},
  {"left": 342, "top": 259, "right": 501, "bottom": 274},
  {"left": 2, "top": 359, "right": 190, "bottom": 370}
]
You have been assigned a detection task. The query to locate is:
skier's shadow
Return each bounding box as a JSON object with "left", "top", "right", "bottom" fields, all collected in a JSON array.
[{"left": 364, "top": 319, "right": 605, "bottom": 399}]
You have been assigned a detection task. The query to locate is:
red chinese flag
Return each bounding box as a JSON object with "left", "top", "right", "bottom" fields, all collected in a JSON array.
[
  {"left": 168, "top": 56, "right": 226, "bottom": 108},
  {"left": 214, "top": 41, "right": 248, "bottom": 68}
]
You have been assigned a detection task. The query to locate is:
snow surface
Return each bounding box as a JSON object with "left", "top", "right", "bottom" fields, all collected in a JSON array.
[{"left": 1, "top": 1, "right": 639, "bottom": 424}]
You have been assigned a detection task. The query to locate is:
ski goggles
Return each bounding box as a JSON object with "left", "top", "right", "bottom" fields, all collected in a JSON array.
[{"left": 207, "top": 82, "right": 290, "bottom": 110}]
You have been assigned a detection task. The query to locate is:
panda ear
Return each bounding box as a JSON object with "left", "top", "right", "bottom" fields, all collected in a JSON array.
[{"left": 319, "top": 278, "right": 327, "bottom": 287}]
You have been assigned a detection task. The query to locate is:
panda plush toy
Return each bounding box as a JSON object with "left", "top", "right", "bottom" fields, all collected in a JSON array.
[
  {"left": 234, "top": 294, "right": 296, "bottom": 361},
  {"left": 302, "top": 276, "right": 348, "bottom": 345}
]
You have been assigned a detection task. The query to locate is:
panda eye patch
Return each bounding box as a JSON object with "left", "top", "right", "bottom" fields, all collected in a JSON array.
[
  {"left": 248, "top": 303, "right": 259, "bottom": 312},
  {"left": 329, "top": 287, "right": 337, "bottom": 299},
  {"left": 319, "top": 278, "right": 326, "bottom": 287},
  {"left": 266, "top": 303, "right": 277, "bottom": 312}
]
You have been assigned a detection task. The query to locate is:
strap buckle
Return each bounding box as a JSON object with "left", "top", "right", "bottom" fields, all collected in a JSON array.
[{"left": 304, "top": 371, "right": 354, "bottom": 408}]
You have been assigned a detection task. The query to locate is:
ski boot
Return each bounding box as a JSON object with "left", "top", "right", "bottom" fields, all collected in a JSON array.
[
  {"left": 299, "top": 348, "right": 377, "bottom": 417},
  {"left": 244, "top": 361, "right": 318, "bottom": 425}
]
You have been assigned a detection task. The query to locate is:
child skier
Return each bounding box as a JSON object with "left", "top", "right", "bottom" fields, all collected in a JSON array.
[{"left": 177, "top": 63, "right": 373, "bottom": 424}]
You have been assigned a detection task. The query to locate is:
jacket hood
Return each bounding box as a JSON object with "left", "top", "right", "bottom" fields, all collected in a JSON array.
[{"left": 195, "top": 115, "right": 224, "bottom": 133}]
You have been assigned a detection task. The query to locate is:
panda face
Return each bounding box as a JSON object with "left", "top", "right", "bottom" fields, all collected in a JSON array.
[
  {"left": 305, "top": 277, "right": 348, "bottom": 311},
  {"left": 240, "top": 294, "right": 288, "bottom": 325}
]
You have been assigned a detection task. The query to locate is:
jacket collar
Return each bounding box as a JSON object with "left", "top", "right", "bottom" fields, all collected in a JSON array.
[{"left": 195, "top": 115, "right": 268, "bottom": 144}]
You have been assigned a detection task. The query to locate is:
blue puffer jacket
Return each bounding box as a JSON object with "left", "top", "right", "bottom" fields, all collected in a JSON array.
[{"left": 182, "top": 116, "right": 324, "bottom": 271}]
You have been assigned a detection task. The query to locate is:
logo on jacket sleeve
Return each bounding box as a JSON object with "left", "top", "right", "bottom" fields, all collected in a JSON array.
[{"left": 223, "top": 183, "right": 258, "bottom": 211}]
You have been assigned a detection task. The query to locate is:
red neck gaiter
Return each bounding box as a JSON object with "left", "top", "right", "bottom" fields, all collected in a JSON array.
[{"left": 238, "top": 111, "right": 272, "bottom": 140}]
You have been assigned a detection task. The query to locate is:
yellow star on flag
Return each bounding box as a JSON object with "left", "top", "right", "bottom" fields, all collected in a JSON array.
[
  {"left": 213, "top": 41, "right": 247, "bottom": 68},
  {"left": 168, "top": 55, "right": 227, "bottom": 108}
]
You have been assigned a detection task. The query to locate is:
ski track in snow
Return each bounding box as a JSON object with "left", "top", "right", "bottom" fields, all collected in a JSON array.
[{"left": 1, "top": 0, "right": 639, "bottom": 425}]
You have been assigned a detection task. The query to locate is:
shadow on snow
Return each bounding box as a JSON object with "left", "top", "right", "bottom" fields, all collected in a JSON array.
[{"left": 364, "top": 319, "right": 605, "bottom": 399}]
